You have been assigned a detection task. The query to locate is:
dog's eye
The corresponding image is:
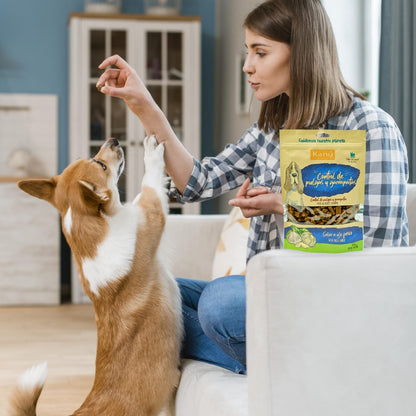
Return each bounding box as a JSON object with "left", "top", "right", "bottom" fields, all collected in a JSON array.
[{"left": 92, "top": 159, "right": 107, "bottom": 171}]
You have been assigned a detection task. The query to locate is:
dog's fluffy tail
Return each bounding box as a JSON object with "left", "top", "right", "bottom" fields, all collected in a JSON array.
[{"left": 8, "top": 362, "right": 48, "bottom": 416}]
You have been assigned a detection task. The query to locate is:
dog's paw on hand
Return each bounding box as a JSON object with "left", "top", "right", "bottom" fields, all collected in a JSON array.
[
  {"left": 144, "top": 135, "right": 157, "bottom": 151},
  {"left": 144, "top": 135, "right": 165, "bottom": 175},
  {"left": 144, "top": 135, "right": 164, "bottom": 158}
]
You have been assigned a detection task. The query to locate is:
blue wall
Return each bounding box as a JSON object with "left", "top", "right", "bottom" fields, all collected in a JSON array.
[{"left": 0, "top": 0, "right": 215, "bottom": 173}]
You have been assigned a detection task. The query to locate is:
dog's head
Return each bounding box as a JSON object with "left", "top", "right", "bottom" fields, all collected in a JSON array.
[
  {"left": 18, "top": 138, "right": 125, "bottom": 217},
  {"left": 283, "top": 161, "right": 304, "bottom": 193}
]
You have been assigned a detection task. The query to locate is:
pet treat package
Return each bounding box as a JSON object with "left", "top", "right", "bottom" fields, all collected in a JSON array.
[{"left": 280, "top": 129, "right": 366, "bottom": 253}]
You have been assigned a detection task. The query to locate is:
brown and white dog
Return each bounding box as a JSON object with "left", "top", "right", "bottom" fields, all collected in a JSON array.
[{"left": 12, "top": 136, "right": 182, "bottom": 416}]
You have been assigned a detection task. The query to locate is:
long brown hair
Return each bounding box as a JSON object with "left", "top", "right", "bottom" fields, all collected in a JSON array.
[{"left": 244, "top": 0, "right": 364, "bottom": 131}]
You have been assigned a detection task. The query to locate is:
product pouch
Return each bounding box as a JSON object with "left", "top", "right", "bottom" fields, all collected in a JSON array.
[{"left": 280, "top": 129, "right": 366, "bottom": 253}]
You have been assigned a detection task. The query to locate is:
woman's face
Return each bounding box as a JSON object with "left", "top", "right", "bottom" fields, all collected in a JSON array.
[{"left": 243, "top": 28, "right": 291, "bottom": 101}]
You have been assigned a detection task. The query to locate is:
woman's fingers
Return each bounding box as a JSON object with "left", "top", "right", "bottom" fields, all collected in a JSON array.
[
  {"left": 96, "top": 70, "right": 118, "bottom": 89},
  {"left": 246, "top": 186, "right": 269, "bottom": 197},
  {"left": 229, "top": 192, "right": 283, "bottom": 217},
  {"left": 235, "top": 177, "right": 251, "bottom": 198},
  {"left": 98, "top": 54, "right": 129, "bottom": 70}
]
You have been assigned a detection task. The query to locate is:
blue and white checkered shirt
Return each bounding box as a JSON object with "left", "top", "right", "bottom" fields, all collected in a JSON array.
[{"left": 170, "top": 96, "right": 409, "bottom": 261}]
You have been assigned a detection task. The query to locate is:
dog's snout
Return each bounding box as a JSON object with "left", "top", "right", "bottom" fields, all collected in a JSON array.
[
  {"left": 291, "top": 173, "right": 298, "bottom": 178},
  {"left": 107, "top": 138, "right": 120, "bottom": 148}
]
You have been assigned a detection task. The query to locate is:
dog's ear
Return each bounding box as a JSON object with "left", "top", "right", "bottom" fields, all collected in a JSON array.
[
  {"left": 297, "top": 165, "right": 304, "bottom": 194},
  {"left": 18, "top": 178, "right": 56, "bottom": 204},
  {"left": 78, "top": 180, "right": 111, "bottom": 206},
  {"left": 283, "top": 164, "right": 291, "bottom": 191}
]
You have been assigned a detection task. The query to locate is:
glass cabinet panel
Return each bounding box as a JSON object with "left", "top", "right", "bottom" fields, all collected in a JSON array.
[
  {"left": 167, "top": 32, "right": 182, "bottom": 80},
  {"left": 146, "top": 32, "right": 162, "bottom": 80},
  {"left": 89, "top": 29, "right": 127, "bottom": 144},
  {"left": 111, "top": 30, "right": 126, "bottom": 58},
  {"left": 167, "top": 86, "right": 182, "bottom": 140},
  {"left": 111, "top": 98, "right": 126, "bottom": 141},
  {"left": 90, "top": 85, "right": 105, "bottom": 142},
  {"left": 90, "top": 30, "right": 105, "bottom": 78}
]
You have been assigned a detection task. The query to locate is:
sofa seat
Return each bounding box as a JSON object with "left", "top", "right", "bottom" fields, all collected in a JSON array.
[{"left": 176, "top": 360, "right": 248, "bottom": 416}]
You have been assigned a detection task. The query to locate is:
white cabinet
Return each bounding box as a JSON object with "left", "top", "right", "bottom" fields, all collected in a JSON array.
[
  {"left": 69, "top": 13, "right": 201, "bottom": 212},
  {"left": 69, "top": 13, "right": 201, "bottom": 303},
  {"left": 0, "top": 93, "right": 59, "bottom": 305},
  {"left": 0, "top": 184, "right": 60, "bottom": 305}
]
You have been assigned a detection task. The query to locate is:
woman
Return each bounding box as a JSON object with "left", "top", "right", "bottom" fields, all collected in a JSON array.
[{"left": 97, "top": 0, "right": 409, "bottom": 375}]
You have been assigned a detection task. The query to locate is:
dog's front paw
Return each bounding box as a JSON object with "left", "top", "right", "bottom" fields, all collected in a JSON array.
[
  {"left": 143, "top": 134, "right": 157, "bottom": 153},
  {"left": 144, "top": 135, "right": 164, "bottom": 157},
  {"left": 138, "top": 135, "right": 169, "bottom": 214},
  {"left": 144, "top": 135, "right": 164, "bottom": 169},
  {"left": 142, "top": 135, "right": 167, "bottom": 191}
]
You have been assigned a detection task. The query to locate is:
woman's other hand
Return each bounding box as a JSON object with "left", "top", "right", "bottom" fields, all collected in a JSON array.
[{"left": 229, "top": 178, "right": 283, "bottom": 218}]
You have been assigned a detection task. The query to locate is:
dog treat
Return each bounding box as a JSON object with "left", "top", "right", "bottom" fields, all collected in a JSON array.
[
  {"left": 286, "top": 204, "right": 360, "bottom": 225},
  {"left": 281, "top": 129, "right": 366, "bottom": 252}
]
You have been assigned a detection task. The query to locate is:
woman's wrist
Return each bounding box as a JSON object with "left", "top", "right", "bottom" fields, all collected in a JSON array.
[{"left": 125, "top": 88, "right": 158, "bottom": 117}]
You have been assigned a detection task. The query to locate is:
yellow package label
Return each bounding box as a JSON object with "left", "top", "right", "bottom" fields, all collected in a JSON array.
[{"left": 280, "top": 129, "right": 366, "bottom": 253}]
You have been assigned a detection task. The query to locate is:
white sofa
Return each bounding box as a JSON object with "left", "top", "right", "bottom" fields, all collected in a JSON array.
[{"left": 166, "top": 183, "right": 416, "bottom": 416}]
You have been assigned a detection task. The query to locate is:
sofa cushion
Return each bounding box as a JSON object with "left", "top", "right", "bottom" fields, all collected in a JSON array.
[
  {"left": 176, "top": 359, "right": 248, "bottom": 416},
  {"left": 211, "top": 208, "right": 250, "bottom": 279}
]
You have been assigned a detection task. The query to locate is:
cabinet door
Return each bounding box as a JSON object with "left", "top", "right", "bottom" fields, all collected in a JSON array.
[{"left": 136, "top": 21, "right": 201, "bottom": 214}]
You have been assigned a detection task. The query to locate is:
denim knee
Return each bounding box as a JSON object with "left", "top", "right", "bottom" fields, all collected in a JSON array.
[{"left": 197, "top": 275, "right": 246, "bottom": 343}]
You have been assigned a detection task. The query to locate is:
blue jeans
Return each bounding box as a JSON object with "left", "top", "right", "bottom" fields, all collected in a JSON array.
[{"left": 176, "top": 275, "right": 246, "bottom": 375}]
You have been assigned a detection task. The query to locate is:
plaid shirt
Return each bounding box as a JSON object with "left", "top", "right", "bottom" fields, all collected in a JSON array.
[{"left": 170, "top": 96, "right": 409, "bottom": 261}]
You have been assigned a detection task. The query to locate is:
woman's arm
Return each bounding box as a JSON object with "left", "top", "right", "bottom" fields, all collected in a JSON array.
[{"left": 96, "top": 55, "right": 193, "bottom": 193}]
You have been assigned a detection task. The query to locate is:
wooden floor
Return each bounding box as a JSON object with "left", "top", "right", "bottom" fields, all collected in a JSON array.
[{"left": 0, "top": 304, "right": 96, "bottom": 415}]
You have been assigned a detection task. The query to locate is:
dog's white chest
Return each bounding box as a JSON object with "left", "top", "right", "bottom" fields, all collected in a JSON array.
[{"left": 81, "top": 204, "right": 142, "bottom": 296}]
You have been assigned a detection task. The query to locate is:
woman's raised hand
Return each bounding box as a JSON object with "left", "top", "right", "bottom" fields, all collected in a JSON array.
[{"left": 96, "top": 55, "right": 155, "bottom": 114}]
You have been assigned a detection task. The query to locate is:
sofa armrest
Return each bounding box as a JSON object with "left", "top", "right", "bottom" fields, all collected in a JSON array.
[
  {"left": 246, "top": 247, "right": 416, "bottom": 416},
  {"left": 407, "top": 183, "right": 416, "bottom": 245},
  {"left": 165, "top": 214, "right": 227, "bottom": 281}
]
